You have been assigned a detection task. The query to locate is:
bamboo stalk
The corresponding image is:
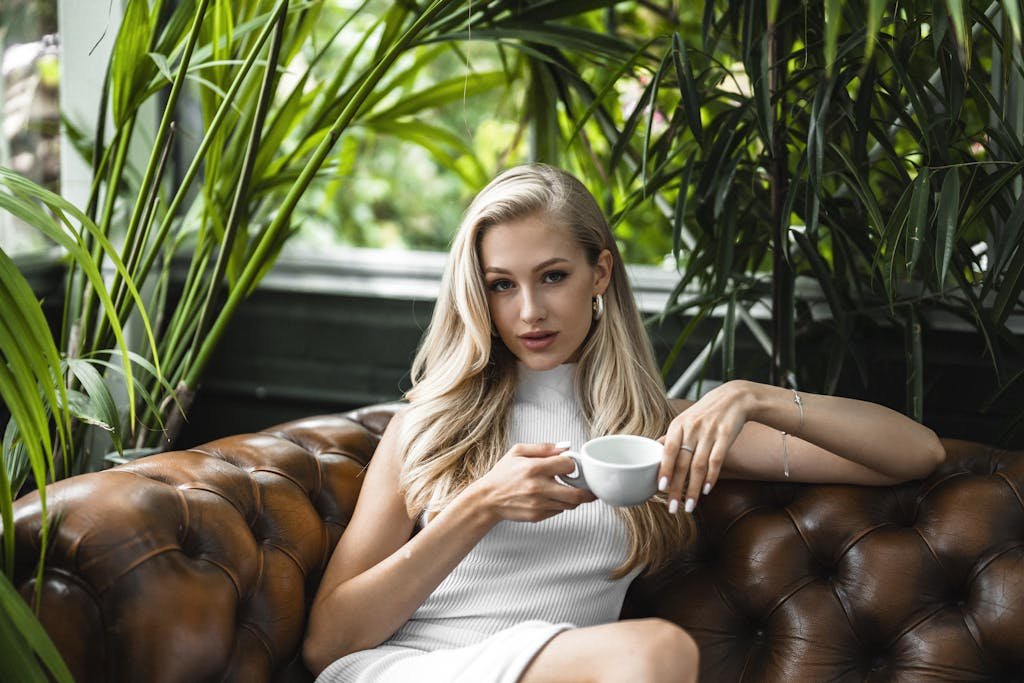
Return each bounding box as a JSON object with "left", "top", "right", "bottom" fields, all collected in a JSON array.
[
  {"left": 131, "top": 0, "right": 288, "bottom": 306},
  {"left": 185, "top": 0, "right": 462, "bottom": 389},
  {"left": 88, "top": 0, "right": 214, "bottom": 355},
  {"left": 186, "top": 1, "right": 288, "bottom": 375}
]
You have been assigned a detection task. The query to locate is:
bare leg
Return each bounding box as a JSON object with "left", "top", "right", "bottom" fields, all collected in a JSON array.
[{"left": 519, "top": 618, "right": 699, "bottom": 683}]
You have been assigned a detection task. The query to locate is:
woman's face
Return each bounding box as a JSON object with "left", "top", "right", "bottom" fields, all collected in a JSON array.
[{"left": 479, "top": 214, "right": 611, "bottom": 371}]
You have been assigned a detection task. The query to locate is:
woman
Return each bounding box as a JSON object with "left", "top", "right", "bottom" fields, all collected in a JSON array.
[{"left": 303, "top": 164, "right": 945, "bottom": 682}]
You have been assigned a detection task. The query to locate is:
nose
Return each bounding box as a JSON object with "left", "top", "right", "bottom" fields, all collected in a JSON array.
[{"left": 520, "top": 286, "right": 546, "bottom": 323}]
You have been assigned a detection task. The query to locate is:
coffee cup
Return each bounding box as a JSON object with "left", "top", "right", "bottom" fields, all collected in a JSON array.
[{"left": 560, "top": 434, "right": 663, "bottom": 507}]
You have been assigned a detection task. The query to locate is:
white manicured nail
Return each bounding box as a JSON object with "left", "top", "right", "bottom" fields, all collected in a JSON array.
[
  {"left": 668, "top": 499, "right": 679, "bottom": 514},
  {"left": 658, "top": 476, "right": 669, "bottom": 492},
  {"left": 554, "top": 440, "right": 571, "bottom": 449},
  {"left": 684, "top": 498, "right": 696, "bottom": 514},
  {"left": 703, "top": 482, "right": 712, "bottom": 495}
]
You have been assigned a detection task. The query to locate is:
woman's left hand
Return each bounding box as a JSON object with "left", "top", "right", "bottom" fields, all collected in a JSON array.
[{"left": 658, "top": 379, "right": 754, "bottom": 513}]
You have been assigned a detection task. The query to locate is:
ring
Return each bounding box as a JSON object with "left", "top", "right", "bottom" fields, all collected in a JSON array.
[{"left": 679, "top": 445, "right": 695, "bottom": 453}]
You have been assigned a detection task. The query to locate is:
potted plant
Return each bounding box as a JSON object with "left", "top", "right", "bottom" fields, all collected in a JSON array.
[{"left": 582, "top": 1, "right": 1024, "bottom": 439}]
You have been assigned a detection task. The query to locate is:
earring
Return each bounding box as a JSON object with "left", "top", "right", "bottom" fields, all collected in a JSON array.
[{"left": 592, "top": 293, "right": 605, "bottom": 321}]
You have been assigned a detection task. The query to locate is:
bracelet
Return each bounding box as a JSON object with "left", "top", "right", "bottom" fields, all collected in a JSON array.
[
  {"left": 791, "top": 389, "right": 804, "bottom": 434},
  {"left": 780, "top": 431, "right": 790, "bottom": 478}
]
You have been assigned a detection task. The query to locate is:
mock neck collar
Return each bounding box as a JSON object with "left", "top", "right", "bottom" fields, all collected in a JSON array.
[{"left": 516, "top": 362, "right": 577, "bottom": 401}]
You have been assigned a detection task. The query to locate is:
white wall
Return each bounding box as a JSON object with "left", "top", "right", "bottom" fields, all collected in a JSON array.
[{"left": 57, "top": 0, "right": 122, "bottom": 211}]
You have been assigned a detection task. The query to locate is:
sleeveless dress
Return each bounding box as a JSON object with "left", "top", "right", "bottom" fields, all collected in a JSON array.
[{"left": 316, "top": 363, "right": 642, "bottom": 683}]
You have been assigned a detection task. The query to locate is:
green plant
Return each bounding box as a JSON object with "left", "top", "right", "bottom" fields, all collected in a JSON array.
[
  {"left": 0, "top": 1, "right": 688, "bottom": 678},
  {"left": 578, "top": 1, "right": 1024, "bottom": 437}
]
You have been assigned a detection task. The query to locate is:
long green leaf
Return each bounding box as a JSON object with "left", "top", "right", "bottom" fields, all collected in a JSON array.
[
  {"left": 806, "top": 75, "right": 838, "bottom": 236},
  {"left": 610, "top": 66, "right": 654, "bottom": 175},
  {"left": 864, "top": 0, "right": 886, "bottom": 63},
  {"left": 876, "top": 179, "right": 914, "bottom": 303},
  {"left": 944, "top": 0, "right": 971, "bottom": 66},
  {"left": 792, "top": 230, "right": 849, "bottom": 326},
  {"left": 642, "top": 47, "right": 673, "bottom": 186},
  {"left": 364, "top": 71, "right": 508, "bottom": 122},
  {"left": 0, "top": 253, "right": 68, "bottom": 478},
  {"left": 1002, "top": 0, "right": 1023, "bottom": 45},
  {"left": 0, "top": 188, "right": 141, "bottom": 361},
  {"left": 0, "top": 173, "right": 159, "bottom": 426},
  {"left": 824, "top": 0, "right": 841, "bottom": 75},
  {"left": 64, "top": 359, "right": 122, "bottom": 451},
  {"left": 993, "top": 245, "right": 1024, "bottom": 326},
  {"left": 935, "top": 168, "right": 960, "bottom": 286},
  {"left": 565, "top": 38, "right": 655, "bottom": 148},
  {"left": 672, "top": 156, "right": 696, "bottom": 264},
  {"left": 830, "top": 143, "right": 886, "bottom": 236},
  {"left": 0, "top": 360, "right": 47, "bottom": 574},
  {"left": 0, "top": 572, "right": 73, "bottom": 683},
  {"left": 191, "top": 0, "right": 465, "bottom": 388},
  {"left": 434, "top": 24, "right": 636, "bottom": 62},
  {"left": 906, "top": 168, "right": 931, "bottom": 275},
  {"left": 368, "top": 119, "right": 487, "bottom": 186},
  {"left": 673, "top": 33, "right": 704, "bottom": 148},
  {"left": 109, "top": 0, "right": 155, "bottom": 126}
]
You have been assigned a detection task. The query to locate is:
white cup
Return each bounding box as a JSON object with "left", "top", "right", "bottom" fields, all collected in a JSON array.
[{"left": 561, "top": 435, "right": 663, "bottom": 507}]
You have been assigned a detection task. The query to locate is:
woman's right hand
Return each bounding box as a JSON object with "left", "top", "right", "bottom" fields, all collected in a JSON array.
[{"left": 469, "top": 443, "right": 596, "bottom": 523}]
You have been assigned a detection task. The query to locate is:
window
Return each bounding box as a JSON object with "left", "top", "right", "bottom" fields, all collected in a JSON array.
[{"left": 1, "top": 0, "right": 59, "bottom": 255}]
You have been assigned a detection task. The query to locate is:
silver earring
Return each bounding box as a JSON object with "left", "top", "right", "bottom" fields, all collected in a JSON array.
[{"left": 592, "top": 293, "right": 604, "bottom": 321}]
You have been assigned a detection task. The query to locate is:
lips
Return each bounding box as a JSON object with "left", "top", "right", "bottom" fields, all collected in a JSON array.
[{"left": 519, "top": 330, "right": 558, "bottom": 351}]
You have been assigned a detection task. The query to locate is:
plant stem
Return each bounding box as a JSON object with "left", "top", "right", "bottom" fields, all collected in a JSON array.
[
  {"left": 185, "top": 0, "right": 461, "bottom": 389},
  {"left": 131, "top": 0, "right": 287, "bottom": 316},
  {"left": 89, "top": 0, "right": 213, "bottom": 355},
  {"left": 767, "top": 8, "right": 792, "bottom": 387},
  {"left": 186, "top": 0, "right": 287, "bottom": 379}
]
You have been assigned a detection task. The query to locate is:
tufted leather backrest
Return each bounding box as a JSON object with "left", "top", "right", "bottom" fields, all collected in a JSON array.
[
  {"left": 12, "top": 406, "right": 1024, "bottom": 681},
  {"left": 623, "top": 439, "right": 1024, "bottom": 680},
  {"left": 11, "top": 406, "right": 396, "bottom": 683}
]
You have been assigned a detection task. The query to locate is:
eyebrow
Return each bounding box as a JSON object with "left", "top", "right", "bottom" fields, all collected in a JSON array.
[{"left": 483, "top": 257, "right": 571, "bottom": 275}]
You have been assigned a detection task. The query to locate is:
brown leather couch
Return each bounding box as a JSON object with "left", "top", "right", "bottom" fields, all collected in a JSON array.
[{"left": 12, "top": 404, "right": 1024, "bottom": 681}]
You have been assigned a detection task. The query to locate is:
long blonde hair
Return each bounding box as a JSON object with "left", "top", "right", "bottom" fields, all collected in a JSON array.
[{"left": 399, "top": 164, "right": 692, "bottom": 576}]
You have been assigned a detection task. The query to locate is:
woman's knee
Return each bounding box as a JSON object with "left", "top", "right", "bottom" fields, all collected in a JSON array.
[
  {"left": 627, "top": 618, "right": 699, "bottom": 683},
  {"left": 520, "top": 618, "right": 699, "bottom": 683}
]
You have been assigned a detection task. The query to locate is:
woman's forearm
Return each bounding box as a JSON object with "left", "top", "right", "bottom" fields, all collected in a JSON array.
[
  {"left": 304, "top": 484, "right": 496, "bottom": 671},
  {"left": 745, "top": 380, "right": 945, "bottom": 480}
]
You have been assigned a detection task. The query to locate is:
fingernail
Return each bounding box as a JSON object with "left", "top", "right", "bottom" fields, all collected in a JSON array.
[
  {"left": 554, "top": 440, "right": 571, "bottom": 449},
  {"left": 658, "top": 476, "right": 669, "bottom": 492},
  {"left": 703, "top": 482, "right": 712, "bottom": 495},
  {"left": 668, "top": 499, "right": 679, "bottom": 514},
  {"left": 684, "top": 498, "right": 696, "bottom": 514}
]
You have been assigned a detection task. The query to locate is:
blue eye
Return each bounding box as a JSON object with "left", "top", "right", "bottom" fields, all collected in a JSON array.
[
  {"left": 543, "top": 271, "right": 567, "bottom": 284},
  {"left": 489, "top": 279, "right": 513, "bottom": 292}
]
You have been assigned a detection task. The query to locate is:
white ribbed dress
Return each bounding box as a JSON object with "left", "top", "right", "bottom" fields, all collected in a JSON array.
[{"left": 316, "top": 363, "right": 642, "bottom": 683}]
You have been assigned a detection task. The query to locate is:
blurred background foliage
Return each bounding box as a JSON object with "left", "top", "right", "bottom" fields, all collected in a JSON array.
[
  {"left": 284, "top": 0, "right": 693, "bottom": 263},
  {"left": 5, "top": 0, "right": 1024, "bottom": 445}
]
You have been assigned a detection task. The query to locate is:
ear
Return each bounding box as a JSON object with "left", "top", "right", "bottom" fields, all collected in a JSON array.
[{"left": 593, "top": 248, "right": 613, "bottom": 295}]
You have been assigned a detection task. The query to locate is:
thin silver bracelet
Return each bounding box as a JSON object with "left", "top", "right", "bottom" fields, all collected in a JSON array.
[
  {"left": 792, "top": 389, "right": 804, "bottom": 434},
  {"left": 780, "top": 431, "right": 790, "bottom": 478}
]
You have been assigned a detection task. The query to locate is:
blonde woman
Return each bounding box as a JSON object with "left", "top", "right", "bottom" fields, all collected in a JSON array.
[{"left": 303, "top": 164, "right": 945, "bottom": 682}]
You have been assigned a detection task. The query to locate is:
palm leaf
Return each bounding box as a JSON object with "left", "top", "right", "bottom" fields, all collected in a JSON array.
[
  {"left": 935, "top": 168, "right": 960, "bottom": 287},
  {"left": 0, "top": 572, "right": 73, "bottom": 683}
]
